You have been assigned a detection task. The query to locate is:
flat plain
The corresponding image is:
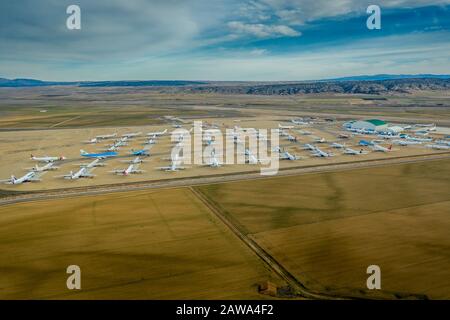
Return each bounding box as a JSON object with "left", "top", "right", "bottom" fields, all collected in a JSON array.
[
  {"left": 196, "top": 159, "right": 450, "bottom": 299},
  {"left": 0, "top": 188, "right": 284, "bottom": 299}
]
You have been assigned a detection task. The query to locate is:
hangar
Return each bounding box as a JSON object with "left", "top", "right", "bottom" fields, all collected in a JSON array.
[{"left": 351, "top": 119, "right": 388, "bottom": 131}]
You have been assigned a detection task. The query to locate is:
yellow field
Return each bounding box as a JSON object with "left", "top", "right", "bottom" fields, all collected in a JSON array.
[
  {"left": 196, "top": 159, "right": 450, "bottom": 299},
  {"left": 0, "top": 188, "right": 283, "bottom": 299}
]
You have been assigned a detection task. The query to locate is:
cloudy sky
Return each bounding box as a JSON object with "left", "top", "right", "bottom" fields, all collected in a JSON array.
[{"left": 1, "top": 0, "right": 449, "bottom": 81}]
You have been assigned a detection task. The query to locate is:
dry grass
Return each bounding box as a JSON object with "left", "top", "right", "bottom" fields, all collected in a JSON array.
[
  {"left": 196, "top": 159, "right": 450, "bottom": 299},
  {"left": 0, "top": 188, "right": 283, "bottom": 299}
]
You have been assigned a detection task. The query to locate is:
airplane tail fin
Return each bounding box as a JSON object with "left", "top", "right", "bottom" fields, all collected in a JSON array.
[
  {"left": 11, "top": 175, "right": 16, "bottom": 181},
  {"left": 80, "top": 149, "right": 87, "bottom": 155},
  {"left": 30, "top": 154, "right": 34, "bottom": 159},
  {"left": 388, "top": 145, "right": 392, "bottom": 150}
]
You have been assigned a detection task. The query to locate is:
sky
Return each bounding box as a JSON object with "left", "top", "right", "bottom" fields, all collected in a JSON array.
[{"left": 0, "top": 0, "right": 449, "bottom": 81}]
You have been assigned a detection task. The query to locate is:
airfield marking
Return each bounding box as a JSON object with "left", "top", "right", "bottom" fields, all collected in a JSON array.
[
  {"left": 1, "top": 153, "right": 449, "bottom": 207},
  {"left": 49, "top": 115, "right": 83, "bottom": 128}
]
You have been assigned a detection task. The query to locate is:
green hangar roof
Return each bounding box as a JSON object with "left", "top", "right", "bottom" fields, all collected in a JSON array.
[{"left": 365, "top": 119, "right": 387, "bottom": 126}]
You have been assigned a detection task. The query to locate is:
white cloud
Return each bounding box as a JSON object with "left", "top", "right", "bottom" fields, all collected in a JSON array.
[{"left": 228, "top": 21, "right": 301, "bottom": 38}]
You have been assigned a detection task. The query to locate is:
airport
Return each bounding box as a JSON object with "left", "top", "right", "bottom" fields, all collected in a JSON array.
[{"left": 0, "top": 87, "right": 449, "bottom": 300}]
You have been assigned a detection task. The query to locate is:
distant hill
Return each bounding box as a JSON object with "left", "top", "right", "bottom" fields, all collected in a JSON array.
[
  {"left": 0, "top": 78, "right": 206, "bottom": 87},
  {"left": 1, "top": 75, "right": 450, "bottom": 95},
  {"left": 183, "top": 78, "right": 450, "bottom": 95},
  {"left": 326, "top": 74, "right": 450, "bottom": 82}
]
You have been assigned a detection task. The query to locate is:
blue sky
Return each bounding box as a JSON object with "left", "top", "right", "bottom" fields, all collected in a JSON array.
[{"left": 0, "top": 0, "right": 449, "bottom": 81}]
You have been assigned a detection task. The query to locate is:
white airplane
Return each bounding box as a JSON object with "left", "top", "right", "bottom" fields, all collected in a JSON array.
[
  {"left": 147, "top": 129, "right": 167, "bottom": 137},
  {"left": 436, "top": 140, "right": 450, "bottom": 146},
  {"left": 158, "top": 154, "right": 186, "bottom": 172},
  {"left": 272, "top": 146, "right": 283, "bottom": 153},
  {"left": 120, "top": 156, "right": 146, "bottom": 164},
  {"left": 122, "top": 132, "right": 142, "bottom": 138},
  {"left": 371, "top": 144, "right": 393, "bottom": 152},
  {"left": 377, "top": 134, "right": 399, "bottom": 139},
  {"left": 25, "top": 162, "right": 59, "bottom": 172},
  {"left": 279, "top": 123, "right": 294, "bottom": 130},
  {"left": 110, "top": 163, "right": 145, "bottom": 175},
  {"left": 425, "top": 144, "right": 450, "bottom": 150},
  {"left": 303, "top": 143, "right": 317, "bottom": 151},
  {"left": 343, "top": 148, "right": 368, "bottom": 155},
  {"left": 204, "top": 150, "right": 222, "bottom": 168},
  {"left": 30, "top": 154, "right": 66, "bottom": 163},
  {"left": 311, "top": 147, "right": 333, "bottom": 157},
  {"left": 96, "top": 133, "right": 117, "bottom": 140},
  {"left": 61, "top": 167, "right": 95, "bottom": 180},
  {"left": 414, "top": 123, "right": 436, "bottom": 131},
  {"left": 406, "top": 136, "right": 433, "bottom": 142},
  {"left": 83, "top": 138, "right": 99, "bottom": 144},
  {"left": 286, "top": 135, "right": 297, "bottom": 142},
  {"left": 330, "top": 142, "right": 346, "bottom": 149},
  {"left": 144, "top": 138, "right": 157, "bottom": 145},
  {"left": 291, "top": 119, "right": 310, "bottom": 125},
  {"left": 244, "top": 149, "right": 260, "bottom": 164},
  {"left": 280, "top": 151, "right": 301, "bottom": 160},
  {"left": 392, "top": 139, "right": 422, "bottom": 146},
  {"left": 314, "top": 137, "right": 327, "bottom": 143},
  {"left": 76, "top": 158, "right": 105, "bottom": 168},
  {"left": 1, "top": 171, "right": 42, "bottom": 184}
]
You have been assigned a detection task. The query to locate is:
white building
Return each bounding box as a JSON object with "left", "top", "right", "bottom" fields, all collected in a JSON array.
[{"left": 351, "top": 119, "right": 388, "bottom": 132}]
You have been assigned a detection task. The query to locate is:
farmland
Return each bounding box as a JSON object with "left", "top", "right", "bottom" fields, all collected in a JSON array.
[{"left": 196, "top": 159, "right": 450, "bottom": 299}]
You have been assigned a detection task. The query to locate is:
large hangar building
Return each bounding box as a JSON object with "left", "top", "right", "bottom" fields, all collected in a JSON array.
[{"left": 350, "top": 119, "right": 388, "bottom": 131}]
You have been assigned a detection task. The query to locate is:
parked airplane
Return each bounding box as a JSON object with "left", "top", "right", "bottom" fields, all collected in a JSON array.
[
  {"left": 61, "top": 167, "right": 95, "bottom": 180},
  {"left": 338, "top": 134, "right": 350, "bottom": 139},
  {"left": 80, "top": 149, "right": 118, "bottom": 158},
  {"left": 147, "top": 129, "right": 167, "bottom": 137},
  {"left": 287, "top": 135, "right": 297, "bottom": 142},
  {"left": 131, "top": 146, "right": 152, "bottom": 156},
  {"left": 315, "top": 137, "right": 327, "bottom": 143},
  {"left": 330, "top": 142, "right": 345, "bottom": 149},
  {"left": 280, "top": 151, "right": 301, "bottom": 160},
  {"left": 83, "top": 138, "right": 99, "bottom": 144},
  {"left": 358, "top": 140, "right": 374, "bottom": 146},
  {"left": 392, "top": 140, "right": 422, "bottom": 146},
  {"left": 110, "top": 163, "right": 144, "bottom": 175},
  {"left": 436, "top": 140, "right": 450, "bottom": 146},
  {"left": 371, "top": 144, "right": 393, "bottom": 152},
  {"left": 25, "top": 162, "right": 59, "bottom": 172},
  {"left": 76, "top": 158, "right": 105, "bottom": 168},
  {"left": 158, "top": 155, "right": 185, "bottom": 172},
  {"left": 120, "top": 157, "right": 146, "bottom": 164},
  {"left": 303, "top": 143, "right": 317, "bottom": 151},
  {"left": 96, "top": 133, "right": 117, "bottom": 140},
  {"left": 31, "top": 154, "right": 66, "bottom": 163},
  {"left": 144, "top": 138, "right": 157, "bottom": 145},
  {"left": 425, "top": 144, "right": 450, "bottom": 150},
  {"left": 59, "top": 158, "right": 100, "bottom": 179},
  {"left": 244, "top": 149, "right": 260, "bottom": 164},
  {"left": 1, "top": 171, "right": 42, "bottom": 184},
  {"left": 343, "top": 148, "right": 368, "bottom": 155},
  {"left": 406, "top": 136, "right": 433, "bottom": 142},
  {"left": 204, "top": 150, "right": 222, "bottom": 167},
  {"left": 122, "top": 132, "right": 142, "bottom": 138},
  {"left": 291, "top": 119, "right": 310, "bottom": 125},
  {"left": 311, "top": 147, "right": 333, "bottom": 157},
  {"left": 278, "top": 123, "right": 294, "bottom": 130}
]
